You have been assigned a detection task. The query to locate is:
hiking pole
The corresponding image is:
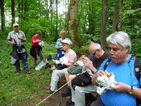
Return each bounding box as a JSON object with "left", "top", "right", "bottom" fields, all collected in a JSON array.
[{"left": 36, "top": 80, "right": 72, "bottom": 106}]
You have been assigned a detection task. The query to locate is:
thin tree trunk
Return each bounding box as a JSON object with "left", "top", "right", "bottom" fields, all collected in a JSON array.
[
  {"left": 88, "top": 0, "right": 95, "bottom": 36},
  {"left": 100, "top": 0, "right": 108, "bottom": 50},
  {"left": 1, "top": 0, "right": 5, "bottom": 32},
  {"left": 39, "top": 0, "right": 41, "bottom": 16},
  {"left": 18, "top": 0, "right": 21, "bottom": 23},
  {"left": 70, "top": 0, "right": 83, "bottom": 47},
  {"left": 11, "top": 0, "right": 15, "bottom": 27},
  {"left": 77, "top": 1, "right": 84, "bottom": 27},
  {"left": 118, "top": 0, "right": 123, "bottom": 31},
  {"left": 47, "top": 0, "right": 53, "bottom": 20},
  {"left": 24, "top": 0, "right": 26, "bottom": 20},
  {"left": 56, "top": 0, "right": 58, "bottom": 38},
  {"left": 64, "top": 4, "right": 70, "bottom": 32},
  {"left": 21, "top": 0, "right": 23, "bottom": 19},
  {"left": 112, "top": 0, "right": 122, "bottom": 32}
]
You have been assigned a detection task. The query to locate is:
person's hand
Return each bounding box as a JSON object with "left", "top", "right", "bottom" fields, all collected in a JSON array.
[
  {"left": 86, "top": 69, "right": 90, "bottom": 73},
  {"left": 96, "top": 70, "right": 105, "bottom": 78},
  {"left": 82, "top": 57, "right": 92, "bottom": 68},
  {"left": 18, "top": 37, "right": 23, "bottom": 40},
  {"left": 106, "top": 82, "right": 130, "bottom": 92},
  {"left": 36, "top": 40, "right": 41, "bottom": 42},
  {"left": 11, "top": 42, "right": 16, "bottom": 45}
]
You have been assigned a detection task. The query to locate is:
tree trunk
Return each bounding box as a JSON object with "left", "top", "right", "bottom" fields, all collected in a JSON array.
[
  {"left": 70, "top": 0, "right": 83, "bottom": 48},
  {"left": 118, "top": 0, "right": 123, "bottom": 31},
  {"left": 112, "top": 0, "right": 122, "bottom": 32},
  {"left": 100, "top": 0, "right": 108, "bottom": 50},
  {"left": 0, "top": 0, "right": 5, "bottom": 32},
  {"left": 47, "top": 0, "right": 53, "bottom": 20},
  {"left": 21, "top": 0, "right": 23, "bottom": 19},
  {"left": 64, "top": 4, "right": 70, "bottom": 32},
  {"left": 39, "top": 0, "right": 41, "bottom": 16},
  {"left": 24, "top": 0, "right": 27, "bottom": 20},
  {"left": 88, "top": 1, "right": 95, "bottom": 36},
  {"left": 11, "top": 0, "right": 15, "bottom": 27},
  {"left": 55, "top": 0, "right": 58, "bottom": 38},
  {"left": 18, "top": 0, "right": 21, "bottom": 23}
]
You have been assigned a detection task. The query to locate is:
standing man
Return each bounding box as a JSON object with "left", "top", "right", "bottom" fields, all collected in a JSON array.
[
  {"left": 91, "top": 31, "right": 141, "bottom": 106},
  {"left": 7, "top": 23, "right": 31, "bottom": 75}
]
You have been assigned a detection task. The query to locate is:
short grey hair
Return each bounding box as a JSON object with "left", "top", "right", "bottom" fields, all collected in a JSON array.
[
  {"left": 93, "top": 43, "right": 102, "bottom": 51},
  {"left": 106, "top": 31, "right": 131, "bottom": 53}
]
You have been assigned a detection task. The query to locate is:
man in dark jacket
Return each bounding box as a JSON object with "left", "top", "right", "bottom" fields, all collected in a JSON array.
[{"left": 7, "top": 23, "right": 31, "bottom": 75}]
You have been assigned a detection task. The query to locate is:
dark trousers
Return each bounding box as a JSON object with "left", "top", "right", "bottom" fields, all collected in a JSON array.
[
  {"left": 34, "top": 50, "right": 43, "bottom": 66},
  {"left": 16, "top": 52, "right": 28, "bottom": 70},
  {"left": 90, "top": 98, "right": 105, "bottom": 106}
]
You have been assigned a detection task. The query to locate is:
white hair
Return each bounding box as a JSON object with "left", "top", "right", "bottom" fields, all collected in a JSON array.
[
  {"left": 106, "top": 31, "right": 131, "bottom": 53},
  {"left": 93, "top": 43, "right": 102, "bottom": 51}
]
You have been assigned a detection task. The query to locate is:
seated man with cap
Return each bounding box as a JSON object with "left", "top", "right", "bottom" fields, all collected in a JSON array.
[{"left": 47, "top": 39, "right": 77, "bottom": 94}]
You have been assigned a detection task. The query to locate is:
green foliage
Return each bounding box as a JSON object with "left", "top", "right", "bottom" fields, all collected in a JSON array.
[{"left": 0, "top": 39, "right": 57, "bottom": 105}]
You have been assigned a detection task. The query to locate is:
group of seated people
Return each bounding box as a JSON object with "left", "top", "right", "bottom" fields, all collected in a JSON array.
[{"left": 46, "top": 31, "right": 141, "bottom": 106}]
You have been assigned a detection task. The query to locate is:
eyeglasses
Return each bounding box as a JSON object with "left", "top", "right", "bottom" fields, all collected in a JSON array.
[{"left": 91, "top": 51, "right": 96, "bottom": 57}]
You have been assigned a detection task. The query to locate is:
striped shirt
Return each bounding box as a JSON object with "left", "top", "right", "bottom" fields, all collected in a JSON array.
[{"left": 7, "top": 30, "right": 26, "bottom": 53}]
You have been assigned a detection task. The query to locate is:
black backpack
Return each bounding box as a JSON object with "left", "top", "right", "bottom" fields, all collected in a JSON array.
[{"left": 104, "top": 56, "right": 141, "bottom": 106}]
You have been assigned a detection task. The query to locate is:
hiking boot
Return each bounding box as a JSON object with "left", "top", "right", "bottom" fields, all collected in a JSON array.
[
  {"left": 62, "top": 88, "right": 71, "bottom": 97},
  {"left": 24, "top": 68, "right": 31, "bottom": 74},
  {"left": 66, "top": 97, "right": 74, "bottom": 106},
  {"left": 46, "top": 88, "right": 54, "bottom": 94},
  {"left": 47, "top": 86, "right": 51, "bottom": 90},
  {"left": 16, "top": 69, "right": 21, "bottom": 75}
]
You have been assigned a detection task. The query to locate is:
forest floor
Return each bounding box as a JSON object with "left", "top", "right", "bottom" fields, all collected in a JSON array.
[
  {"left": 35, "top": 77, "right": 72, "bottom": 106},
  {"left": 0, "top": 40, "right": 96, "bottom": 106}
]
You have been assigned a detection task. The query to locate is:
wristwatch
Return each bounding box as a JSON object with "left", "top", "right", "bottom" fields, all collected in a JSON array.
[{"left": 129, "top": 86, "right": 133, "bottom": 94}]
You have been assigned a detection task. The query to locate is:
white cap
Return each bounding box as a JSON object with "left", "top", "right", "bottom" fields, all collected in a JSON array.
[
  {"left": 13, "top": 23, "right": 19, "bottom": 27},
  {"left": 61, "top": 39, "right": 71, "bottom": 45}
]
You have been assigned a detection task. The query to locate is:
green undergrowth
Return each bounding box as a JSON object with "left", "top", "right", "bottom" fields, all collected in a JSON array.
[
  {"left": 0, "top": 38, "right": 88, "bottom": 106},
  {"left": 0, "top": 39, "right": 57, "bottom": 105}
]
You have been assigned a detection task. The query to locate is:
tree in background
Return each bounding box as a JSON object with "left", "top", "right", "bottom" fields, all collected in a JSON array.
[
  {"left": 64, "top": 4, "right": 70, "bottom": 32},
  {"left": 0, "top": 0, "right": 5, "bottom": 32},
  {"left": 11, "top": 0, "right": 15, "bottom": 26},
  {"left": 70, "top": 0, "right": 83, "bottom": 48},
  {"left": 100, "top": 0, "right": 108, "bottom": 50},
  {"left": 112, "top": 0, "right": 122, "bottom": 32}
]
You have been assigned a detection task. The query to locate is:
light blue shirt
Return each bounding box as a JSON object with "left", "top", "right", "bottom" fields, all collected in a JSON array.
[
  {"left": 55, "top": 38, "right": 71, "bottom": 58},
  {"left": 96, "top": 54, "right": 140, "bottom": 106}
]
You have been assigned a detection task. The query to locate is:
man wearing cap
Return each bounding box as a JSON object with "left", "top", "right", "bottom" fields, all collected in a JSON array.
[
  {"left": 7, "top": 23, "right": 31, "bottom": 75},
  {"left": 47, "top": 39, "right": 77, "bottom": 94},
  {"left": 66, "top": 40, "right": 109, "bottom": 106}
]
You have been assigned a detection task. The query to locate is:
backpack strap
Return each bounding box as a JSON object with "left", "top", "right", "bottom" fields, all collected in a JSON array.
[
  {"left": 104, "top": 58, "right": 111, "bottom": 70},
  {"left": 133, "top": 57, "right": 141, "bottom": 106},
  {"left": 134, "top": 57, "right": 141, "bottom": 82}
]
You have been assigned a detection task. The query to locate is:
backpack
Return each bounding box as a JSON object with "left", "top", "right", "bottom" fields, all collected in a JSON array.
[{"left": 104, "top": 56, "right": 141, "bottom": 106}]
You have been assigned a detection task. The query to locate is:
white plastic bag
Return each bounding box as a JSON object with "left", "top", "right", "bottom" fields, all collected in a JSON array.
[
  {"left": 96, "top": 73, "right": 116, "bottom": 95},
  {"left": 39, "top": 41, "right": 44, "bottom": 47},
  {"left": 35, "top": 59, "right": 47, "bottom": 70}
]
